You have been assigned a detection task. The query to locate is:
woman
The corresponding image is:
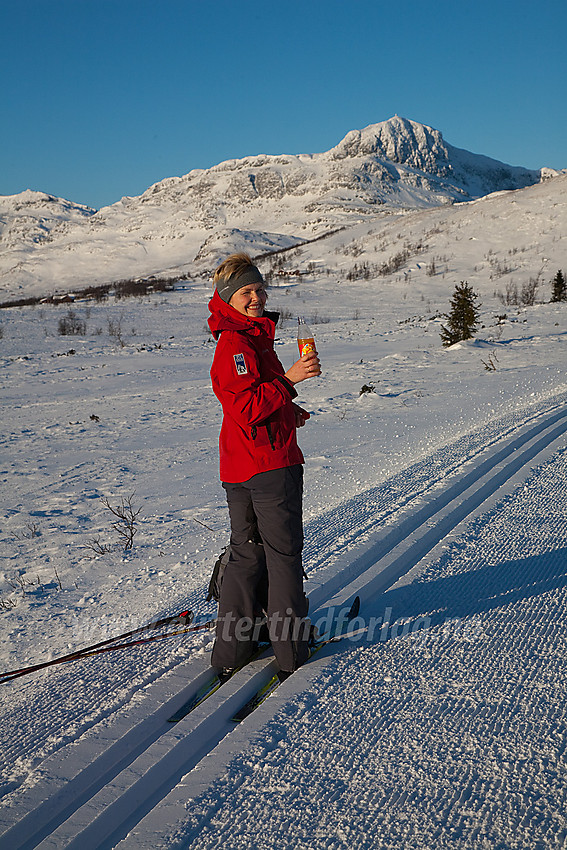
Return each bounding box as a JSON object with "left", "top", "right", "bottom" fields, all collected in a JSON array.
[{"left": 208, "top": 252, "right": 321, "bottom": 681}]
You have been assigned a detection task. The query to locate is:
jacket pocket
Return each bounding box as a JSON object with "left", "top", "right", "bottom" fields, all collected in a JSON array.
[{"left": 250, "top": 422, "right": 281, "bottom": 450}]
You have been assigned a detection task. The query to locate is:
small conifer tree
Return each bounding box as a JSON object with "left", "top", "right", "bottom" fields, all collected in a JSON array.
[
  {"left": 551, "top": 270, "right": 566, "bottom": 303},
  {"left": 440, "top": 281, "right": 481, "bottom": 347}
]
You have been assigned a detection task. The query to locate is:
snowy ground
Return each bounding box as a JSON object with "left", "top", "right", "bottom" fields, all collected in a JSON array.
[{"left": 1, "top": 268, "right": 566, "bottom": 848}]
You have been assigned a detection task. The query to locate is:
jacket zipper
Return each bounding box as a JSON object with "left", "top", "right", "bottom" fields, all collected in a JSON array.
[
  {"left": 250, "top": 424, "right": 276, "bottom": 450},
  {"left": 266, "top": 422, "right": 276, "bottom": 450}
]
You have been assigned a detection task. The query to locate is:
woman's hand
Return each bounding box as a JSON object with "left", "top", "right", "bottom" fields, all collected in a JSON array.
[
  {"left": 294, "top": 405, "right": 310, "bottom": 427},
  {"left": 285, "top": 351, "right": 322, "bottom": 385}
]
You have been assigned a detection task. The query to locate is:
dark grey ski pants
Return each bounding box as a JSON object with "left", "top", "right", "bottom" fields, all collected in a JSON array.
[{"left": 211, "top": 464, "right": 310, "bottom": 673}]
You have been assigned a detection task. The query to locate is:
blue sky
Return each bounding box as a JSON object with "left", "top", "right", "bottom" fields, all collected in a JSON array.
[{"left": 2, "top": 0, "right": 565, "bottom": 210}]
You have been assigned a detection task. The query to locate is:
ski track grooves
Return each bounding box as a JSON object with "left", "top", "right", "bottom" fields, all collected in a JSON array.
[{"left": 2, "top": 403, "right": 567, "bottom": 850}]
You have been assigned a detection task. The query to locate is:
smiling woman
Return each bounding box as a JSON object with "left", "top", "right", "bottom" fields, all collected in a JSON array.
[{"left": 206, "top": 252, "right": 321, "bottom": 682}]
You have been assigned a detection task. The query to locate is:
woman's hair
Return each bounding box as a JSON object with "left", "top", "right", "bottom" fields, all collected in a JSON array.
[{"left": 213, "top": 253, "right": 255, "bottom": 286}]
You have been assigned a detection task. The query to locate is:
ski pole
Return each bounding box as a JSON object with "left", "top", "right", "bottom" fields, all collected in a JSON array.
[
  {"left": 65, "top": 619, "right": 217, "bottom": 661},
  {"left": 0, "top": 608, "right": 196, "bottom": 684}
]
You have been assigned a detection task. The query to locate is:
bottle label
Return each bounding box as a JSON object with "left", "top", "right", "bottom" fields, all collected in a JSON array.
[{"left": 298, "top": 339, "right": 316, "bottom": 356}]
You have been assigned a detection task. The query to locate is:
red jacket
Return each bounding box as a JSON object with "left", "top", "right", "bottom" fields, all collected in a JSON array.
[{"left": 208, "top": 290, "right": 306, "bottom": 483}]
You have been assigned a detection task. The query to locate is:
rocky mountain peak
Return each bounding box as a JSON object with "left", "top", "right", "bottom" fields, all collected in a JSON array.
[{"left": 329, "top": 116, "right": 450, "bottom": 172}]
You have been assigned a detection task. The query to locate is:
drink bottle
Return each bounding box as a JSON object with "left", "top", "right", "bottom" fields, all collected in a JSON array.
[{"left": 297, "top": 318, "right": 316, "bottom": 357}]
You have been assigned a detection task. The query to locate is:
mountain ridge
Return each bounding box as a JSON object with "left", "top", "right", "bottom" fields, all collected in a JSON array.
[{"left": 0, "top": 117, "right": 563, "bottom": 300}]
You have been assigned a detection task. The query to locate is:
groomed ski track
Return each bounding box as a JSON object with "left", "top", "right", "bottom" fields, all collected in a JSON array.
[{"left": 1, "top": 396, "right": 567, "bottom": 850}]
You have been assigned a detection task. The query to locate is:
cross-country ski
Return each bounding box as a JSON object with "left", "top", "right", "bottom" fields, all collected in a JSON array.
[{"left": 232, "top": 596, "right": 361, "bottom": 722}]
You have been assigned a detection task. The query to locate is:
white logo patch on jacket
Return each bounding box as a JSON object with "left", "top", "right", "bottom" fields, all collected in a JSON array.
[{"left": 234, "top": 353, "right": 248, "bottom": 375}]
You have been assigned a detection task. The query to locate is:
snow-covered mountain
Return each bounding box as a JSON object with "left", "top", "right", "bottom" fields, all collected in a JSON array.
[
  {"left": 0, "top": 190, "right": 95, "bottom": 248},
  {"left": 0, "top": 117, "right": 560, "bottom": 302}
]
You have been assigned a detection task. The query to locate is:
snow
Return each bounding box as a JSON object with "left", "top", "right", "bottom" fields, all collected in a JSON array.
[{"left": 1, "top": 137, "right": 567, "bottom": 848}]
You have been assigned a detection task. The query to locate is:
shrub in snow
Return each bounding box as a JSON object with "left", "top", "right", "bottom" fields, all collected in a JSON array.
[
  {"left": 359, "top": 383, "right": 376, "bottom": 395},
  {"left": 102, "top": 494, "right": 141, "bottom": 551},
  {"left": 440, "top": 281, "right": 480, "bottom": 347},
  {"left": 58, "top": 310, "right": 86, "bottom": 336},
  {"left": 107, "top": 315, "right": 125, "bottom": 346},
  {"left": 481, "top": 351, "right": 499, "bottom": 371},
  {"left": 520, "top": 276, "right": 540, "bottom": 307}
]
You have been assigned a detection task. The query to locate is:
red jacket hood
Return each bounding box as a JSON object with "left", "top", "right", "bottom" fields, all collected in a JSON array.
[{"left": 208, "top": 289, "right": 279, "bottom": 340}]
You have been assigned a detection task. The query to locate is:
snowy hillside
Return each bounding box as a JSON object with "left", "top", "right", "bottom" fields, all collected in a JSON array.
[{"left": 0, "top": 116, "right": 560, "bottom": 302}]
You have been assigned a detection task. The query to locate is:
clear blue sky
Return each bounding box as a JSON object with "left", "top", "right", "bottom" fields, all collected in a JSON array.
[{"left": 2, "top": 0, "right": 565, "bottom": 210}]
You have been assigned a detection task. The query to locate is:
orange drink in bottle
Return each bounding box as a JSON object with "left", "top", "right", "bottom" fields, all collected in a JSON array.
[{"left": 297, "top": 318, "right": 316, "bottom": 357}]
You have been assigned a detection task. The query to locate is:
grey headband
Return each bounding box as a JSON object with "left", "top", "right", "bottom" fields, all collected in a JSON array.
[{"left": 216, "top": 265, "right": 265, "bottom": 304}]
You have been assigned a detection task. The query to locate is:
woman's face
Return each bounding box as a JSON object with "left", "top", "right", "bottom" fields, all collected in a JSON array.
[{"left": 229, "top": 282, "right": 267, "bottom": 318}]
